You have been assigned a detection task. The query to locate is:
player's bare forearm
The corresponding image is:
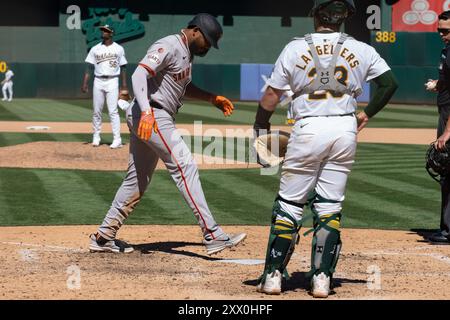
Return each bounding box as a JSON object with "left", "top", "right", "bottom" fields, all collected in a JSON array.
[
  {"left": 120, "top": 66, "right": 127, "bottom": 90},
  {"left": 81, "top": 72, "right": 90, "bottom": 93},
  {"left": 184, "top": 83, "right": 234, "bottom": 116},
  {"left": 254, "top": 86, "right": 285, "bottom": 131},
  {"left": 260, "top": 86, "right": 285, "bottom": 111},
  {"left": 436, "top": 115, "right": 450, "bottom": 150},
  {"left": 185, "top": 83, "right": 214, "bottom": 102}
]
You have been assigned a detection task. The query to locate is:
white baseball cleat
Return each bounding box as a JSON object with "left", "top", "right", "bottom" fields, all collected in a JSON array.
[
  {"left": 311, "top": 272, "right": 331, "bottom": 298},
  {"left": 203, "top": 232, "right": 246, "bottom": 255},
  {"left": 256, "top": 270, "right": 282, "bottom": 295},
  {"left": 110, "top": 139, "right": 123, "bottom": 149},
  {"left": 1, "top": 98, "right": 6, "bottom": 101},
  {"left": 89, "top": 233, "right": 134, "bottom": 253},
  {"left": 7, "top": 99, "right": 12, "bottom": 102},
  {"left": 92, "top": 136, "right": 101, "bottom": 147}
]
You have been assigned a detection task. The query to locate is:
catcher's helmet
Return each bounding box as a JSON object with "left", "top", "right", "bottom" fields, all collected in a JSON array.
[
  {"left": 426, "top": 143, "right": 450, "bottom": 182},
  {"left": 188, "top": 13, "right": 223, "bottom": 49},
  {"left": 310, "top": 0, "right": 356, "bottom": 25}
]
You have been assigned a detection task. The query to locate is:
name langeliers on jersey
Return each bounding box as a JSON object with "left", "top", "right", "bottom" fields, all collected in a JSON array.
[{"left": 296, "top": 43, "right": 360, "bottom": 70}]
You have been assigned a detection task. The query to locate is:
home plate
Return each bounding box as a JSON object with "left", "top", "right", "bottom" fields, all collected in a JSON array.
[
  {"left": 215, "top": 259, "right": 264, "bottom": 265},
  {"left": 26, "top": 126, "right": 50, "bottom": 131}
]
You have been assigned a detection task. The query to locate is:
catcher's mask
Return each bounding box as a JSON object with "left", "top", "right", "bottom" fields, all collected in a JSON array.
[
  {"left": 426, "top": 143, "right": 450, "bottom": 182},
  {"left": 310, "top": 0, "right": 356, "bottom": 25},
  {"left": 253, "top": 130, "right": 290, "bottom": 167}
]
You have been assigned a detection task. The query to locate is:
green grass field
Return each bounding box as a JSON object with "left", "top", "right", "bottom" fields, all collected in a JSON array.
[
  {"left": 0, "top": 99, "right": 442, "bottom": 230},
  {"left": 0, "top": 98, "right": 439, "bottom": 128}
]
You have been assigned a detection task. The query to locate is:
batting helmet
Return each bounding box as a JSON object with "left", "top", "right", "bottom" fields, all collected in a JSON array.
[
  {"left": 426, "top": 143, "right": 450, "bottom": 182},
  {"left": 188, "top": 13, "right": 223, "bottom": 49},
  {"left": 310, "top": 0, "right": 356, "bottom": 25}
]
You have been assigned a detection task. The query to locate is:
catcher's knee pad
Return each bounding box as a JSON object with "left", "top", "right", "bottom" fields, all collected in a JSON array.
[
  {"left": 310, "top": 212, "right": 342, "bottom": 278},
  {"left": 260, "top": 197, "right": 303, "bottom": 283},
  {"left": 307, "top": 190, "right": 342, "bottom": 214}
]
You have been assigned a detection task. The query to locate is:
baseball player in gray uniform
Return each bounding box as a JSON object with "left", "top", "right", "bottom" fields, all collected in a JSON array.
[
  {"left": 254, "top": 0, "right": 398, "bottom": 297},
  {"left": 82, "top": 25, "right": 128, "bottom": 149},
  {"left": 89, "top": 13, "right": 246, "bottom": 255}
]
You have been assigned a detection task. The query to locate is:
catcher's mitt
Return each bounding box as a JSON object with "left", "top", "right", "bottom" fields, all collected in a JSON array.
[
  {"left": 253, "top": 130, "right": 290, "bottom": 167},
  {"left": 426, "top": 142, "right": 450, "bottom": 182}
]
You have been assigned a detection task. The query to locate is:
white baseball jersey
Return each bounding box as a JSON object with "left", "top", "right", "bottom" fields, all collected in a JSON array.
[
  {"left": 85, "top": 42, "right": 127, "bottom": 77},
  {"left": 138, "top": 34, "right": 192, "bottom": 116},
  {"left": 267, "top": 32, "right": 390, "bottom": 119},
  {"left": 4, "top": 70, "right": 14, "bottom": 83}
]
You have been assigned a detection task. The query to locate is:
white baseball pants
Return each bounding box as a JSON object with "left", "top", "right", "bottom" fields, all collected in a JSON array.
[
  {"left": 92, "top": 77, "right": 121, "bottom": 141},
  {"left": 2, "top": 81, "right": 13, "bottom": 100},
  {"left": 277, "top": 115, "right": 357, "bottom": 222}
]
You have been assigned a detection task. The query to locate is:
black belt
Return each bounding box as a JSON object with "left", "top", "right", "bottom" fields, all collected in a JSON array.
[
  {"left": 301, "top": 112, "right": 355, "bottom": 120},
  {"left": 150, "top": 101, "right": 164, "bottom": 109},
  {"left": 95, "top": 75, "right": 119, "bottom": 79}
]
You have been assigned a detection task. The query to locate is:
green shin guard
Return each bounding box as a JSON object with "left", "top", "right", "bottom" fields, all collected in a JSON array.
[
  {"left": 309, "top": 213, "right": 342, "bottom": 278},
  {"left": 259, "top": 199, "right": 302, "bottom": 284}
]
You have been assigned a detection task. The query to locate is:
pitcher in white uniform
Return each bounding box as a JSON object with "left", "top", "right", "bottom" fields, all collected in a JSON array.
[
  {"left": 82, "top": 25, "right": 128, "bottom": 149},
  {"left": 1, "top": 68, "right": 14, "bottom": 102},
  {"left": 89, "top": 14, "right": 246, "bottom": 256},
  {"left": 254, "top": 0, "right": 398, "bottom": 297}
]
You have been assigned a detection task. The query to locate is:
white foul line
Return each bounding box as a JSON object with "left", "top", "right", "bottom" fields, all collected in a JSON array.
[{"left": 0, "top": 241, "right": 87, "bottom": 253}]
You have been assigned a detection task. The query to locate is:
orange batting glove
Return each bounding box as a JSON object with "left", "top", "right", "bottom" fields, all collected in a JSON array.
[
  {"left": 212, "top": 95, "right": 234, "bottom": 117},
  {"left": 137, "top": 110, "right": 158, "bottom": 141}
]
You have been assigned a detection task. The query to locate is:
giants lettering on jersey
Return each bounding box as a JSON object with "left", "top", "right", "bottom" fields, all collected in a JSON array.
[
  {"left": 172, "top": 66, "right": 191, "bottom": 82},
  {"left": 296, "top": 45, "right": 360, "bottom": 70}
]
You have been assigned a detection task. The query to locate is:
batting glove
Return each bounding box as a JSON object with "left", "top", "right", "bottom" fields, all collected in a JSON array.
[
  {"left": 137, "top": 110, "right": 158, "bottom": 141},
  {"left": 212, "top": 95, "right": 234, "bottom": 117}
]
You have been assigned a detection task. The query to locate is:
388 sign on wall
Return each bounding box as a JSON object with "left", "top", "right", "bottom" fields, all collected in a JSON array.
[{"left": 392, "top": 0, "right": 450, "bottom": 32}]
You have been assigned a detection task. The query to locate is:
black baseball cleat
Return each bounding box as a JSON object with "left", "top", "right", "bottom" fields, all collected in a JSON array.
[{"left": 427, "top": 231, "right": 450, "bottom": 244}]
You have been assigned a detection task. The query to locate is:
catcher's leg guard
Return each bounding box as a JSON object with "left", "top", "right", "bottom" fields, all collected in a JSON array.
[
  {"left": 258, "top": 195, "right": 303, "bottom": 285},
  {"left": 309, "top": 212, "right": 342, "bottom": 278}
]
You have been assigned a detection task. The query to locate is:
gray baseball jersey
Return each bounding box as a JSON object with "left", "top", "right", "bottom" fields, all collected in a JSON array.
[
  {"left": 96, "top": 32, "right": 227, "bottom": 242},
  {"left": 138, "top": 34, "right": 192, "bottom": 116}
]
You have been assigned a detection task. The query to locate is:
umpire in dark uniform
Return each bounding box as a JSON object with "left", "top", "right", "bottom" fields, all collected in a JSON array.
[{"left": 425, "top": 11, "right": 450, "bottom": 244}]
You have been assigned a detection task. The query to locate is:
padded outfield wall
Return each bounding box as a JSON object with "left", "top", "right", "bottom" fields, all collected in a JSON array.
[
  {"left": 0, "top": 6, "right": 444, "bottom": 104},
  {"left": 0, "top": 13, "right": 312, "bottom": 100}
]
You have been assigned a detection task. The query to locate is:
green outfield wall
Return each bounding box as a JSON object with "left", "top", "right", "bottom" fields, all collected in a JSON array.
[
  {"left": 372, "top": 32, "right": 442, "bottom": 104},
  {"left": 0, "top": 11, "right": 445, "bottom": 104}
]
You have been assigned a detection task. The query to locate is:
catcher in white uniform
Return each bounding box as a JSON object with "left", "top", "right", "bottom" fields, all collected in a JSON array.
[
  {"left": 254, "top": 0, "right": 398, "bottom": 298},
  {"left": 1, "top": 68, "right": 14, "bottom": 102},
  {"left": 82, "top": 25, "right": 128, "bottom": 149}
]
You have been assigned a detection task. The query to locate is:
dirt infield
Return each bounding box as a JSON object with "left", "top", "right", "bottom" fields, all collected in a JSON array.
[
  {"left": 0, "top": 121, "right": 437, "bottom": 145},
  {"left": 0, "top": 141, "right": 259, "bottom": 171},
  {"left": 0, "top": 225, "right": 449, "bottom": 300},
  {"left": 0, "top": 122, "right": 436, "bottom": 172},
  {"left": 1, "top": 122, "right": 447, "bottom": 300}
]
